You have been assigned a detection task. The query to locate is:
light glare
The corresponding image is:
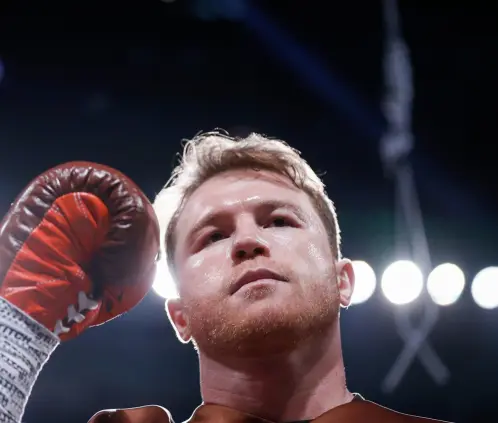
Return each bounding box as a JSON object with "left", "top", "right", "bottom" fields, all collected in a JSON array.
[
  {"left": 152, "top": 260, "right": 179, "bottom": 299},
  {"left": 350, "top": 260, "right": 376, "bottom": 305},
  {"left": 427, "top": 263, "right": 465, "bottom": 306},
  {"left": 471, "top": 267, "right": 498, "bottom": 310},
  {"left": 381, "top": 260, "right": 423, "bottom": 305}
]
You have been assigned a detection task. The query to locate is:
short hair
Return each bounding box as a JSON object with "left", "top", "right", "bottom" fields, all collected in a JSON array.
[{"left": 153, "top": 130, "right": 341, "bottom": 280}]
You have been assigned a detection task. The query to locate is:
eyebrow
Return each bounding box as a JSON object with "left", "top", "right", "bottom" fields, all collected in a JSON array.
[{"left": 185, "top": 199, "right": 306, "bottom": 244}]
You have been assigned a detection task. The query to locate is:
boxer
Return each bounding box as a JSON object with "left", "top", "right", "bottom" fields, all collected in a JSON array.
[{"left": 0, "top": 132, "right": 451, "bottom": 422}]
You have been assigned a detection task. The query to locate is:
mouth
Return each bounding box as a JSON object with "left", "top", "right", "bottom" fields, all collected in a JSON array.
[{"left": 231, "top": 268, "right": 288, "bottom": 294}]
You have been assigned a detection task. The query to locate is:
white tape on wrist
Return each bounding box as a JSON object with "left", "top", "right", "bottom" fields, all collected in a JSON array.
[{"left": 0, "top": 297, "right": 59, "bottom": 423}]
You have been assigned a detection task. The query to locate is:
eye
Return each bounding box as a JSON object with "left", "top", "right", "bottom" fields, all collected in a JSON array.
[
  {"left": 205, "top": 231, "right": 226, "bottom": 245},
  {"left": 268, "top": 216, "right": 293, "bottom": 228}
]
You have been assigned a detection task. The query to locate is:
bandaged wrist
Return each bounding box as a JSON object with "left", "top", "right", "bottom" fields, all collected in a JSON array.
[{"left": 0, "top": 297, "right": 59, "bottom": 423}]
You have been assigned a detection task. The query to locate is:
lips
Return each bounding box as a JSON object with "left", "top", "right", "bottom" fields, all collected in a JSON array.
[{"left": 231, "top": 268, "right": 288, "bottom": 294}]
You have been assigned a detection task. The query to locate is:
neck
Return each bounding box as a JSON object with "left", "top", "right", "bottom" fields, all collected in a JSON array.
[{"left": 198, "top": 323, "right": 353, "bottom": 422}]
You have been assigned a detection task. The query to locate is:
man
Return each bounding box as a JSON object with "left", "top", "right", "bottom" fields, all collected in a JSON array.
[{"left": 0, "top": 131, "right": 450, "bottom": 422}]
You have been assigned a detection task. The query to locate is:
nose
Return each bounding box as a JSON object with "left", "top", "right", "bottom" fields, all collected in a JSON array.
[
  {"left": 231, "top": 220, "right": 270, "bottom": 262},
  {"left": 232, "top": 236, "right": 269, "bottom": 261}
]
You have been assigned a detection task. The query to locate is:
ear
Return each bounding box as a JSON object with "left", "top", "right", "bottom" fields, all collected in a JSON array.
[
  {"left": 166, "top": 298, "right": 191, "bottom": 343},
  {"left": 335, "top": 259, "right": 355, "bottom": 308}
]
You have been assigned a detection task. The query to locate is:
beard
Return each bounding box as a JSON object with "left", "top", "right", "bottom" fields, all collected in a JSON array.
[{"left": 183, "top": 267, "right": 340, "bottom": 359}]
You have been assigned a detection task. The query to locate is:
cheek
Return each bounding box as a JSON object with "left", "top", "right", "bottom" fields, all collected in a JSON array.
[
  {"left": 274, "top": 228, "right": 333, "bottom": 279},
  {"left": 179, "top": 247, "right": 229, "bottom": 297},
  {"left": 306, "top": 241, "right": 333, "bottom": 274},
  {"left": 271, "top": 230, "right": 294, "bottom": 247},
  {"left": 272, "top": 229, "right": 314, "bottom": 262}
]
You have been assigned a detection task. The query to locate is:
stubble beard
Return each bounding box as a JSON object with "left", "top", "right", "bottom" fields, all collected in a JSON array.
[{"left": 185, "top": 280, "right": 340, "bottom": 359}]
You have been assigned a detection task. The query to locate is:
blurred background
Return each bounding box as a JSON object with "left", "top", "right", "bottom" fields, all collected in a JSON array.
[{"left": 1, "top": 1, "right": 497, "bottom": 422}]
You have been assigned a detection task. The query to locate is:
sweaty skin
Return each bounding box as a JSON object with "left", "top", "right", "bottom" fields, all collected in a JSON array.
[{"left": 167, "top": 169, "right": 356, "bottom": 422}]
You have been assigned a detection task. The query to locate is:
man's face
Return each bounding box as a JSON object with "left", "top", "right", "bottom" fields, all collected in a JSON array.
[{"left": 167, "top": 169, "right": 353, "bottom": 358}]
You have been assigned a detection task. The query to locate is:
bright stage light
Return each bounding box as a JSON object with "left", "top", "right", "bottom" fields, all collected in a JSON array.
[
  {"left": 427, "top": 263, "right": 465, "bottom": 306},
  {"left": 350, "top": 260, "right": 376, "bottom": 305},
  {"left": 381, "top": 260, "right": 423, "bottom": 305},
  {"left": 471, "top": 267, "right": 498, "bottom": 310},
  {"left": 152, "top": 259, "right": 179, "bottom": 299}
]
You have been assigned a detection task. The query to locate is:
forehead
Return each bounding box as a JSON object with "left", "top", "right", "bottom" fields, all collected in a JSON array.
[{"left": 177, "top": 169, "right": 313, "bottom": 230}]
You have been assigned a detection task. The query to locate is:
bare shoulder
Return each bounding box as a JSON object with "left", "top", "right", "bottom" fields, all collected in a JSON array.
[
  {"left": 88, "top": 405, "right": 173, "bottom": 423},
  {"left": 316, "top": 399, "right": 452, "bottom": 423},
  {"left": 353, "top": 400, "right": 452, "bottom": 423}
]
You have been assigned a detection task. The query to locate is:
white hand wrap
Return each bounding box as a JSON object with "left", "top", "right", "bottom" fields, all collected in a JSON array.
[{"left": 0, "top": 297, "right": 59, "bottom": 423}]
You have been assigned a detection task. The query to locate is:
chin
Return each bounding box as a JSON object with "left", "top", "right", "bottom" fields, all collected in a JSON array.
[
  {"left": 189, "top": 290, "right": 339, "bottom": 358},
  {"left": 233, "top": 306, "right": 332, "bottom": 353}
]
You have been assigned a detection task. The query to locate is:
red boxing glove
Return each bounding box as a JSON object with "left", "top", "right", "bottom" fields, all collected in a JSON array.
[{"left": 0, "top": 162, "right": 160, "bottom": 341}]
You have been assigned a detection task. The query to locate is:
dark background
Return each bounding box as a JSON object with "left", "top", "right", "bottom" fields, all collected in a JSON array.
[{"left": 0, "top": 1, "right": 497, "bottom": 422}]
